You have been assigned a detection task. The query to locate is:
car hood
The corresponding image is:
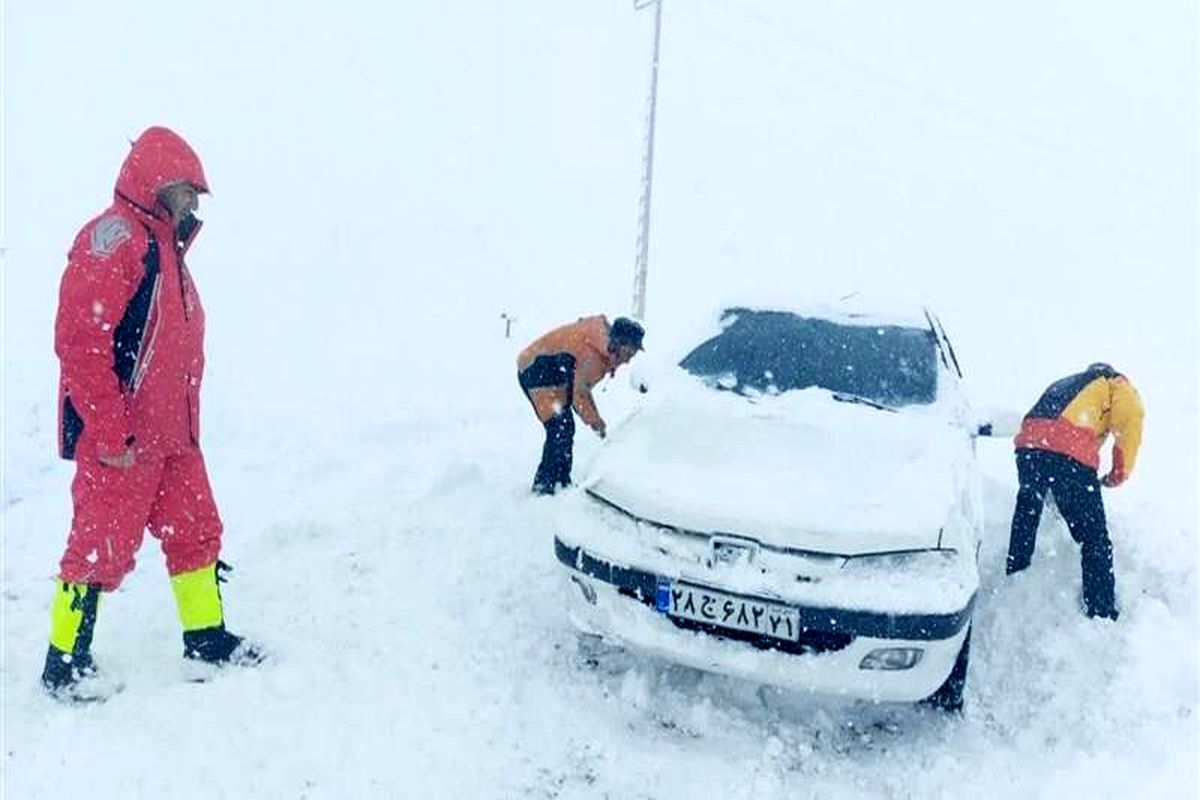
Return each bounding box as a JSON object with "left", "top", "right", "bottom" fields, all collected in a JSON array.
[{"left": 584, "top": 390, "right": 969, "bottom": 555}]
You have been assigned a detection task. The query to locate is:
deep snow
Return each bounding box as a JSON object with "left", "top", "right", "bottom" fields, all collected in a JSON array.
[{"left": 2, "top": 2, "right": 1197, "bottom": 799}]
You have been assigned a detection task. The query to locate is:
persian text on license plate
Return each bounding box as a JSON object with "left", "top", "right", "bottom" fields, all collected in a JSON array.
[{"left": 666, "top": 582, "right": 800, "bottom": 642}]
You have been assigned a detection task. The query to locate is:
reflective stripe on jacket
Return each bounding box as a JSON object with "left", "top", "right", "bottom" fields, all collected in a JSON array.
[
  {"left": 1014, "top": 365, "right": 1145, "bottom": 482},
  {"left": 517, "top": 315, "right": 615, "bottom": 428}
]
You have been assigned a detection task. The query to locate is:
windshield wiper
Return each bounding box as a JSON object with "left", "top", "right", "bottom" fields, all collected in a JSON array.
[{"left": 831, "top": 392, "right": 896, "bottom": 412}]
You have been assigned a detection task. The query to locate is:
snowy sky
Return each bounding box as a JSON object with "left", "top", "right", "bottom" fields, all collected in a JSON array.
[{"left": 4, "top": 0, "right": 1194, "bottom": 532}]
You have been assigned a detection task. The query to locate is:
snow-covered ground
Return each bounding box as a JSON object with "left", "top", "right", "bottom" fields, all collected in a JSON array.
[{"left": 2, "top": 2, "right": 1196, "bottom": 798}]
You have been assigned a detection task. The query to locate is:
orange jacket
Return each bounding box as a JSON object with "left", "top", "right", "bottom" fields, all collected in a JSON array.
[
  {"left": 517, "top": 315, "right": 615, "bottom": 428},
  {"left": 1014, "top": 365, "right": 1144, "bottom": 485}
]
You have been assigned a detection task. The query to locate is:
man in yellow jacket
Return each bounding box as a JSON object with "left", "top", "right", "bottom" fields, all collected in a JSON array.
[
  {"left": 1006, "top": 363, "right": 1144, "bottom": 620},
  {"left": 517, "top": 315, "right": 644, "bottom": 494}
]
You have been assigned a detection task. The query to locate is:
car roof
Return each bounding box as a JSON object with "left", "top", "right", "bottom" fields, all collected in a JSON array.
[
  {"left": 641, "top": 291, "right": 945, "bottom": 361},
  {"left": 719, "top": 293, "right": 937, "bottom": 331}
]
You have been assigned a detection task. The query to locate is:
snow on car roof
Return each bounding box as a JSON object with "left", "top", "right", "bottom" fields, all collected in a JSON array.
[
  {"left": 643, "top": 291, "right": 939, "bottom": 361},
  {"left": 717, "top": 290, "right": 937, "bottom": 330}
]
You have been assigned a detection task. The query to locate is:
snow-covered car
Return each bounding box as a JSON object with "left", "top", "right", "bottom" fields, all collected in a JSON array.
[{"left": 554, "top": 301, "right": 986, "bottom": 711}]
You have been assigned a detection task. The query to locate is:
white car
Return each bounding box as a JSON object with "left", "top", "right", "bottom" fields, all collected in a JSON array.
[{"left": 554, "top": 301, "right": 988, "bottom": 711}]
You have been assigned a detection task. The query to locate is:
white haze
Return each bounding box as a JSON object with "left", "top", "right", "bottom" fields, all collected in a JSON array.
[{"left": 2, "top": 2, "right": 1196, "bottom": 798}]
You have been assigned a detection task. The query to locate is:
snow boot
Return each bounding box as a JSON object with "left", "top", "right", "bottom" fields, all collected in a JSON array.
[
  {"left": 41, "top": 580, "right": 105, "bottom": 700},
  {"left": 182, "top": 625, "right": 263, "bottom": 665},
  {"left": 171, "top": 560, "right": 264, "bottom": 666}
]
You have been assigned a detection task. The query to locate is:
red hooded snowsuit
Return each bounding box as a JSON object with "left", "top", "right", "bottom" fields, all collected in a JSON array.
[{"left": 55, "top": 127, "right": 222, "bottom": 590}]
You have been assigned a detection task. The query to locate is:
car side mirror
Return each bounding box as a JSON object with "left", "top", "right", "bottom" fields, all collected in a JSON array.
[
  {"left": 975, "top": 406, "right": 1022, "bottom": 438},
  {"left": 629, "top": 361, "right": 653, "bottom": 394}
]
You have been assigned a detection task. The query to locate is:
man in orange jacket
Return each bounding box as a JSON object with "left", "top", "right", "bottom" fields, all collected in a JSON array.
[
  {"left": 517, "top": 315, "right": 645, "bottom": 494},
  {"left": 1006, "top": 363, "right": 1144, "bottom": 620}
]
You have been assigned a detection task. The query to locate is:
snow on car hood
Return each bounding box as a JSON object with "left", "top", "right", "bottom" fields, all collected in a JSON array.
[{"left": 584, "top": 381, "right": 969, "bottom": 556}]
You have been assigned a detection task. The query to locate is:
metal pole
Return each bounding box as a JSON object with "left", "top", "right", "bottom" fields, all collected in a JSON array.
[
  {"left": 500, "top": 312, "right": 516, "bottom": 338},
  {"left": 632, "top": 0, "right": 663, "bottom": 322}
]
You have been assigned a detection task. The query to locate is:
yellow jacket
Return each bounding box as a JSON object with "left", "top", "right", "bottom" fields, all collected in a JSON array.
[{"left": 1015, "top": 364, "right": 1144, "bottom": 485}]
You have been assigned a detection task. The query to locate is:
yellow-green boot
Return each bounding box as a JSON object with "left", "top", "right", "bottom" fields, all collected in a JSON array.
[
  {"left": 171, "top": 561, "right": 263, "bottom": 665},
  {"left": 41, "top": 580, "right": 102, "bottom": 696}
]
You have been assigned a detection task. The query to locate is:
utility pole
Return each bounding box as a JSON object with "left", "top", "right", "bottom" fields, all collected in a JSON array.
[{"left": 631, "top": 0, "right": 663, "bottom": 322}]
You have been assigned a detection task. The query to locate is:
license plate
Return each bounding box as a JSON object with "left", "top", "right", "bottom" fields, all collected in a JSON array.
[{"left": 664, "top": 582, "right": 800, "bottom": 642}]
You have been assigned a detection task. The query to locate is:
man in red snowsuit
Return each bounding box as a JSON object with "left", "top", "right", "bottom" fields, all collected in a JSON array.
[{"left": 43, "top": 126, "right": 260, "bottom": 697}]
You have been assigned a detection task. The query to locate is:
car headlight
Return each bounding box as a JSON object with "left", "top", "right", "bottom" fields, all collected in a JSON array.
[
  {"left": 841, "top": 548, "right": 960, "bottom": 576},
  {"left": 576, "top": 492, "right": 711, "bottom": 565},
  {"left": 556, "top": 490, "right": 637, "bottom": 538},
  {"left": 583, "top": 490, "right": 689, "bottom": 542}
]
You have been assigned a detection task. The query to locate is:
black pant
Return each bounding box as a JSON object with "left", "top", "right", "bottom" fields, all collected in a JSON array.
[
  {"left": 1007, "top": 449, "right": 1117, "bottom": 619},
  {"left": 532, "top": 412, "right": 574, "bottom": 492},
  {"left": 519, "top": 354, "right": 577, "bottom": 493}
]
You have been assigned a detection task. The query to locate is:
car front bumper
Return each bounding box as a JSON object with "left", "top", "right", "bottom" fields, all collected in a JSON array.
[{"left": 555, "top": 537, "right": 974, "bottom": 703}]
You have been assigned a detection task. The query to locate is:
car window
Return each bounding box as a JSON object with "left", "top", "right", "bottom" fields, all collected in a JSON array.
[{"left": 679, "top": 308, "right": 939, "bottom": 406}]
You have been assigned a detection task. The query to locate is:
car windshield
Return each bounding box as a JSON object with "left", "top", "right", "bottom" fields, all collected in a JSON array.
[{"left": 679, "top": 308, "right": 939, "bottom": 407}]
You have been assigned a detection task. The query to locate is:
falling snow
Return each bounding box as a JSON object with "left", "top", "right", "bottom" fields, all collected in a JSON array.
[{"left": 2, "top": 1, "right": 1195, "bottom": 799}]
